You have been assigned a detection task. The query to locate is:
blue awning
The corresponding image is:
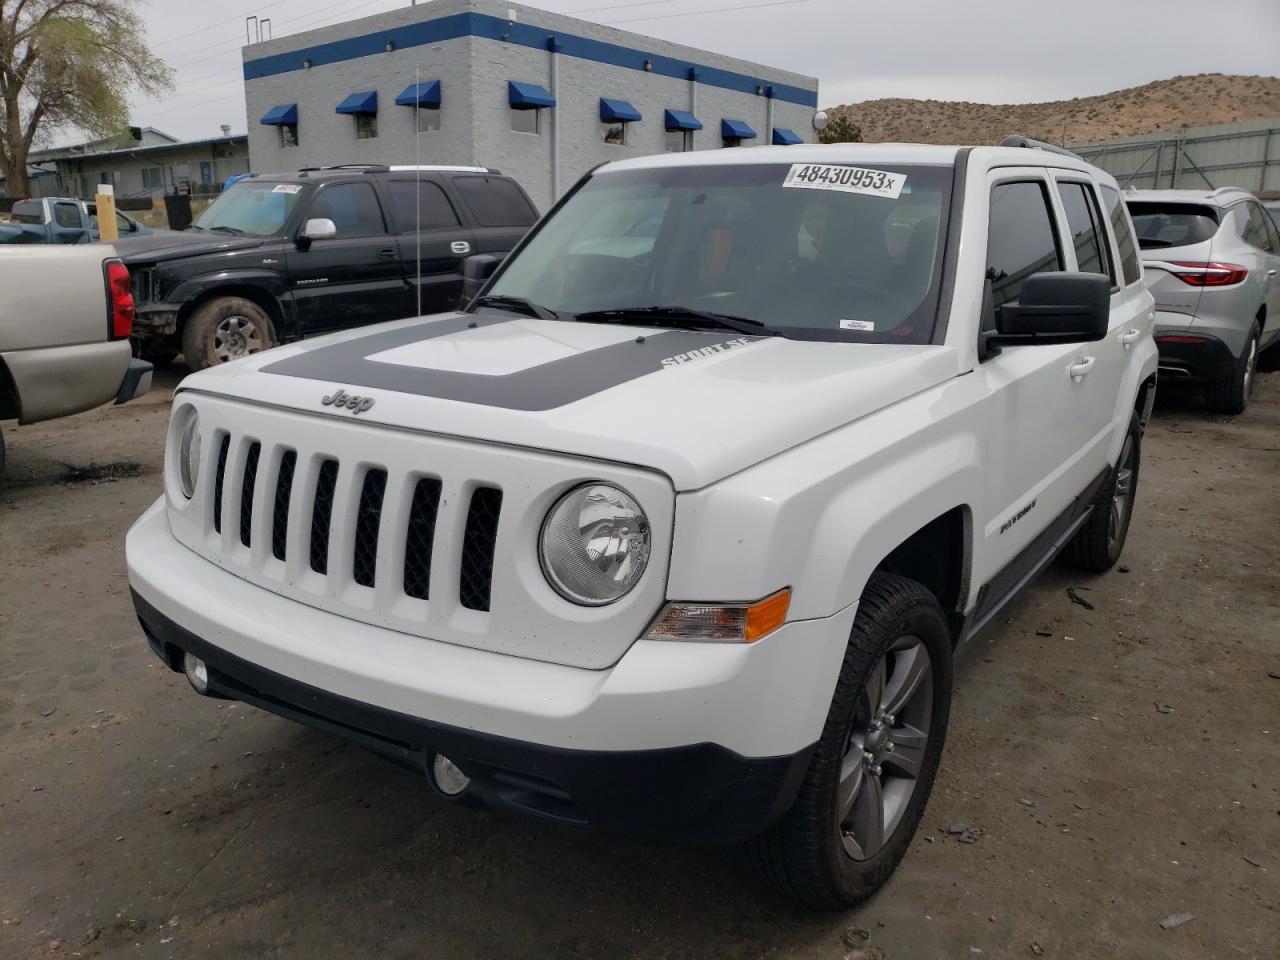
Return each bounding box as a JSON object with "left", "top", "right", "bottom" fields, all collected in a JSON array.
[
  {"left": 509, "top": 81, "right": 555, "bottom": 109},
  {"left": 260, "top": 103, "right": 297, "bottom": 126},
  {"left": 664, "top": 109, "right": 702, "bottom": 131},
  {"left": 395, "top": 80, "right": 441, "bottom": 107},
  {"left": 721, "top": 118, "right": 757, "bottom": 140},
  {"left": 772, "top": 127, "right": 803, "bottom": 145},
  {"left": 600, "top": 98, "right": 641, "bottom": 123},
  {"left": 336, "top": 91, "right": 378, "bottom": 115}
]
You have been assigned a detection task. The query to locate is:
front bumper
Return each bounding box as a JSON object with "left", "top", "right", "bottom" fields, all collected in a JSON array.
[{"left": 127, "top": 500, "right": 851, "bottom": 840}]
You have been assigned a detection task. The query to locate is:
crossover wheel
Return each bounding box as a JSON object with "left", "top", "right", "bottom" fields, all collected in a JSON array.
[
  {"left": 1205, "top": 323, "right": 1259, "bottom": 415},
  {"left": 1065, "top": 411, "right": 1141, "bottom": 573},
  {"left": 182, "top": 297, "right": 276, "bottom": 371},
  {"left": 747, "top": 573, "right": 952, "bottom": 909}
]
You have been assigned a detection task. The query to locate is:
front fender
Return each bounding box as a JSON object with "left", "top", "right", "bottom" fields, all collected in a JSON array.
[{"left": 166, "top": 269, "right": 289, "bottom": 305}]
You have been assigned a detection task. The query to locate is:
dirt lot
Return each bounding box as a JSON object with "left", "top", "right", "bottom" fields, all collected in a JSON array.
[{"left": 1, "top": 367, "right": 1277, "bottom": 960}]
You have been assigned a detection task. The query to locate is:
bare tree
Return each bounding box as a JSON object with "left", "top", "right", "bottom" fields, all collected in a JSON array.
[{"left": 0, "top": 0, "right": 171, "bottom": 196}]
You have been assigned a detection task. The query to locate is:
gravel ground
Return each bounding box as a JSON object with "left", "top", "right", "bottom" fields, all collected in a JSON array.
[{"left": 1, "top": 366, "right": 1277, "bottom": 960}]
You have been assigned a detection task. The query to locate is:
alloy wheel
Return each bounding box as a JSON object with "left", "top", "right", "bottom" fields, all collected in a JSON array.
[
  {"left": 213, "top": 315, "right": 264, "bottom": 362},
  {"left": 838, "top": 635, "right": 934, "bottom": 861},
  {"left": 1108, "top": 432, "right": 1136, "bottom": 550}
]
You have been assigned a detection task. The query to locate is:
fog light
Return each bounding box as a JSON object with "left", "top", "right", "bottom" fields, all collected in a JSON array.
[
  {"left": 182, "top": 652, "right": 209, "bottom": 694},
  {"left": 431, "top": 754, "right": 471, "bottom": 796}
]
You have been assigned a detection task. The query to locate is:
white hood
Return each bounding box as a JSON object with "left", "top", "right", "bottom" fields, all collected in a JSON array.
[{"left": 180, "top": 313, "right": 965, "bottom": 490}]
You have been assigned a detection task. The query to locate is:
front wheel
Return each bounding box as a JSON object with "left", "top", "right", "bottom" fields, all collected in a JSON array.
[
  {"left": 747, "top": 573, "right": 952, "bottom": 909},
  {"left": 182, "top": 297, "right": 276, "bottom": 372}
]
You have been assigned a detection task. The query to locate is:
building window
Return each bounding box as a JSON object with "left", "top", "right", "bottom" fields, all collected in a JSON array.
[
  {"left": 355, "top": 113, "right": 378, "bottom": 140},
  {"left": 602, "top": 122, "right": 626, "bottom": 146},
  {"left": 141, "top": 167, "right": 163, "bottom": 190},
  {"left": 665, "top": 129, "right": 692, "bottom": 153},
  {"left": 511, "top": 107, "right": 540, "bottom": 135},
  {"left": 417, "top": 106, "right": 441, "bottom": 133},
  {"left": 723, "top": 136, "right": 743, "bottom": 148},
  {"left": 279, "top": 123, "right": 299, "bottom": 148}
]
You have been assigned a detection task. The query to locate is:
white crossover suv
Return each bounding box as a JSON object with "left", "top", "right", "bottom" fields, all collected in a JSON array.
[{"left": 127, "top": 139, "right": 1157, "bottom": 908}]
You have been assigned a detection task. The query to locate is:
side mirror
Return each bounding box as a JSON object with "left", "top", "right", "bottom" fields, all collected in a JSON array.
[
  {"left": 993, "top": 272, "right": 1110, "bottom": 345},
  {"left": 461, "top": 253, "right": 501, "bottom": 305},
  {"left": 301, "top": 217, "right": 337, "bottom": 241}
]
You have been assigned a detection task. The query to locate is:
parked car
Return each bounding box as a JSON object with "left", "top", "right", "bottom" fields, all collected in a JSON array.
[
  {"left": 0, "top": 196, "right": 158, "bottom": 245},
  {"left": 0, "top": 246, "right": 152, "bottom": 474},
  {"left": 127, "top": 139, "right": 1156, "bottom": 908},
  {"left": 1125, "top": 186, "right": 1280, "bottom": 412},
  {"left": 116, "top": 164, "right": 539, "bottom": 370}
]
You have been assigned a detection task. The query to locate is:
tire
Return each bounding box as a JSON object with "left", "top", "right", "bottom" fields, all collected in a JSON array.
[
  {"left": 1205, "top": 323, "right": 1259, "bottom": 415},
  {"left": 747, "top": 573, "right": 953, "bottom": 909},
  {"left": 1064, "top": 411, "right": 1141, "bottom": 573},
  {"left": 181, "top": 297, "right": 276, "bottom": 372},
  {"left": 140, "top": 347, "right": 178, "bottom": 368},
  {"left": 0, "top": 427, "right": 6, "bottom": 480}
]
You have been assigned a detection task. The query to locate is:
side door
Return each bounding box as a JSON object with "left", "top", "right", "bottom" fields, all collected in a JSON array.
[
  {"left": 50, "top": 200, "right": 90, "bottom": 244},
  {"left": 285, "top": 179, "right": 406, "bottom": 334},
  {"left": 1243, "top": 200, "right": 1280, "bottom": 344},
  {"left": 977, "top": 170, "right": 1106, "bottom": 584},
  {"left": 449, "top": 174, "right": 539, "bottom": 258},
  {"left": 385, "top": 177, "right": 475, "bottom": 316}
]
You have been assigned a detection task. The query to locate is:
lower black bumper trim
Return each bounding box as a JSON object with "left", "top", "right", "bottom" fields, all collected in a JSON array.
[
  {"left": 131, "top": 589, "right": 812, "bottom": 842},
  {"left": 1155, "top": 332, "right": 1235, "bottom": 382}
]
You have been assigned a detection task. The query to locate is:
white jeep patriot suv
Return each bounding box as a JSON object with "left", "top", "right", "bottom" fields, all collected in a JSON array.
[{"left": 127, "top": 139, "right": 1157, "bottom": 908}]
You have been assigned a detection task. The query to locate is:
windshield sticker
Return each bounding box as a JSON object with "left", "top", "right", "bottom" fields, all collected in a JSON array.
[
  {"left": 839, "top": 318, "right": 876, "bottom": 332},
  {"left": 782, "top": 164, "right": 905, "bottom": 199},
  {"left": 272, "top": 183, "right": 303, "bottom": 194}
]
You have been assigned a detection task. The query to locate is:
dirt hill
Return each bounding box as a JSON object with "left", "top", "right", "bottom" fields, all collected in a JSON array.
[{"left": 826, "top": 74, "right": 1280, "bottom": 146}]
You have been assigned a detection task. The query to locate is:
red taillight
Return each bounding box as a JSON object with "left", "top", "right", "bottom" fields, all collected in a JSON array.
[
  {"left": 105, "top": 259, "right": 134, "bottom": 339},
  {"left": 1156, "top": 335, "right": 1210, "bottom": 344},
  {"left": 1167, "top": 261, "right": 1248, "bottom": 286}
]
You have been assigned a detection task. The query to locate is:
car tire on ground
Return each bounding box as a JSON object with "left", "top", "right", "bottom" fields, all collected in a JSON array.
[
  {"left": 1205, "top": 323, "right": 1259, "bottom": 415},
  {"left": 1064, "top": 411, "right": 1141, "bottom": 573},
  {"left": 182, "top": 297, "right": 276, "bottom": 372},
  {"left": 0, "top": 426, "right": 6, "bottom": 479},
  {"left": 747, "top": 573, "right": 953, "bottom": 909}
]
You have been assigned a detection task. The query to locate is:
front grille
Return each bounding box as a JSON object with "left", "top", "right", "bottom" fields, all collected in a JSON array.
[
  {"left": 459, "top": 487, "right": 503, "bottom": 612},
  {"left": 310, "top": 459, "right": 339, "bottom": 574},
  {"left": 352, "top": 469, "right": 387, "bottom": 588},
  {"left": 239, "top": 443, "right": 261, "bottom": 548},
  {"left": 272, "top": 451, "right": 296, "bottom": 561},
  {"left": 403, "top": 477, "right": 442, "bottom": 600},
  {"left": 212, "top": 435, "right": 230, "bottom": 533}
]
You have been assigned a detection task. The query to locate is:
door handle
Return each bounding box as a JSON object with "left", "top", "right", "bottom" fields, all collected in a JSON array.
[
  {"left": 451, "top": 240, "right": 472, "bottom": 255},
  {"left": 377, "top": 247, "right": 397, "bottom": 260},
  {"left": 1120, "top": 328, "right": 1141, "bottom": 349},
  {"left": 1069, "top": 356, "right": 1096, "bottom": 380}
]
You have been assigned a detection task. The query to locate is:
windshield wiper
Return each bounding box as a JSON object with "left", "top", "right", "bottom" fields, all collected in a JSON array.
[
  {"left": 471, "top": 294, "right": 559, "bottom": 321},
  {"left": 573, "top": 305, "right": 772, "bottom": 337},
  {"left": 186, "top": 224, "right": 205, "bottom": 232},
  {"left": 209, "top": 225, "right": 246, "bottom": 236}
]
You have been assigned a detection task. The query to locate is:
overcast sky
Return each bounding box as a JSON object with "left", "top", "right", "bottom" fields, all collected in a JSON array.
[{"left": 114, "top": 0, "right": 1280, "bottom": 144}]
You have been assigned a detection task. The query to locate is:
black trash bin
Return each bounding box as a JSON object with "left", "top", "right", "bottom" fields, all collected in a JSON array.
[{"left": 165, "top": 193, "right": 193, "bottom": 231}]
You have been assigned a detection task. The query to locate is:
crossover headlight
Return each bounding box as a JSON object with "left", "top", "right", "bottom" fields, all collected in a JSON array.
[
  {"left": 175, "top": 407, "right": 201, "bottom": 499},
  {"left": 540, "top": 483, "right": 650, "bottom": 605}
]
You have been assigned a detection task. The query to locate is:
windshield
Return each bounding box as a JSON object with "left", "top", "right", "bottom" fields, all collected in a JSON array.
[
  {"left": 192, "top": 181, "right": 304, "bottom": 237},
  {"left": 1127, "top": 202, "right": 1220, "bottom": 249},
  {"left": 486, "top": 162, "right": 954, "bottom": 343}
]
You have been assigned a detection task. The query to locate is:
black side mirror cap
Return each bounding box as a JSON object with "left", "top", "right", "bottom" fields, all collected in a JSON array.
[
  {"left": 990, "top": 272, "right": 1110, "bottom": 347},
  {"left": 462, "top": 253, "right": 500, "bottom": 283}
]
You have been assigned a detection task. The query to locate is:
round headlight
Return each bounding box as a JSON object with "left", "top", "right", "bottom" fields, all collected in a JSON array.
[
  {"left": 176, "top": 409, "right": 201, "bottom": 499},
  {"left": 540, "top": 483, "right": 651, "bottom": 606}
]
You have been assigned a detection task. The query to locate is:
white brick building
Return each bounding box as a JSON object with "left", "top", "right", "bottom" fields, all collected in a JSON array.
[{"left": 242, "top": 0, "right": 819, "bottom": 209}]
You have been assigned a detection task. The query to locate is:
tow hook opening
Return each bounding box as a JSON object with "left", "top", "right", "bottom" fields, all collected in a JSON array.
[
  {"left": 430, "top": 753, "right": 472, "bottom": 797},
  {"left": 182, "top": 651, "right": 210, "bottom": 695}
]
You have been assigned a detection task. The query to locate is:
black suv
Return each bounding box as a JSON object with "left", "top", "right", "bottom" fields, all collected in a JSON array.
[{"left": 116, "top": 165, "right": 538, "bottom": 370}]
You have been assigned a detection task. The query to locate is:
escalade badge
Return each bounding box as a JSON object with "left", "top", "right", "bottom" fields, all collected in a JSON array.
[{"left": 321, "top": 388, "right": 375, "bottom": 414}]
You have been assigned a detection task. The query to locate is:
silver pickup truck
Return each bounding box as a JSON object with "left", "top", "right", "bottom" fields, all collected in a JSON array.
[{"left": 0, "top": 246, "right": 153, "bottom": 473}]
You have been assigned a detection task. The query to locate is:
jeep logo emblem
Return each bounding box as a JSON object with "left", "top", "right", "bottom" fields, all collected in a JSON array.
[{"left": 321, "top": 388, "right": 375, "bottom": 414}]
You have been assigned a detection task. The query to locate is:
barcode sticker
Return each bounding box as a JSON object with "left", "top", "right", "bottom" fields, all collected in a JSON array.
[{"left": 782, "top": 164, "right": 905, "bottom": 199}]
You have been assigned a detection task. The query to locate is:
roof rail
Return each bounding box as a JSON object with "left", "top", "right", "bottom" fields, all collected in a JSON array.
[
  {"left": 999, "top": 135, "right": 1084, "bottom": 161},
  {"left": 322, "top": 163, "right": 391, "bottom": 173},
  {"left": 387, "top": 164, "right": 500, "bottom": 174}
]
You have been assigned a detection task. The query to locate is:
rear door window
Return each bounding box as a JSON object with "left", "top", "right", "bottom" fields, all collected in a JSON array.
[
  {"left": 387, "top": 179, "right": 461, "bottom": 232},
  {"left": 986, "top": 180, "right": 1063, "bottom": 310},
  {"left": 452, "top": 176, "right": 538, "bottom": 227},
  {"left": 53, "top": 202, "right": 81, "bottom": 228},
  {"left": 1057, "top": 181, "right": 1109, "bottom": 280},
  {"left": 1127, "top": 202, "right": 1219, "bottom": 249},
  {"left": 1100, "top": 185, "right": 1142, "bottom": 286}
]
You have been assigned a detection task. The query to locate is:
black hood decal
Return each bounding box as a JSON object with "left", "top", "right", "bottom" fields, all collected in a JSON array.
[{"left": 261, "top": 314, "right": 764, "bottom": 411}]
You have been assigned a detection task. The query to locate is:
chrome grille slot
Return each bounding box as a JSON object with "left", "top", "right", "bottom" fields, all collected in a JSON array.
[
  {"left": 403, "top": 477, "right": 442, "bottom": 601},
  {"left": 459, "top": 486, "right": 502, "bottom": 612},
  {"left": 310, "top": 459, "right": 339, "bottom": 575},
  {"left": 239, "top": 442, "right": 261, "bottom": 548},
  {"left": 272, "top": 451, "right": 296, "bottom": 562},
  {"left": 353, "top": 468, "right": 387, "bottom": 588}
]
